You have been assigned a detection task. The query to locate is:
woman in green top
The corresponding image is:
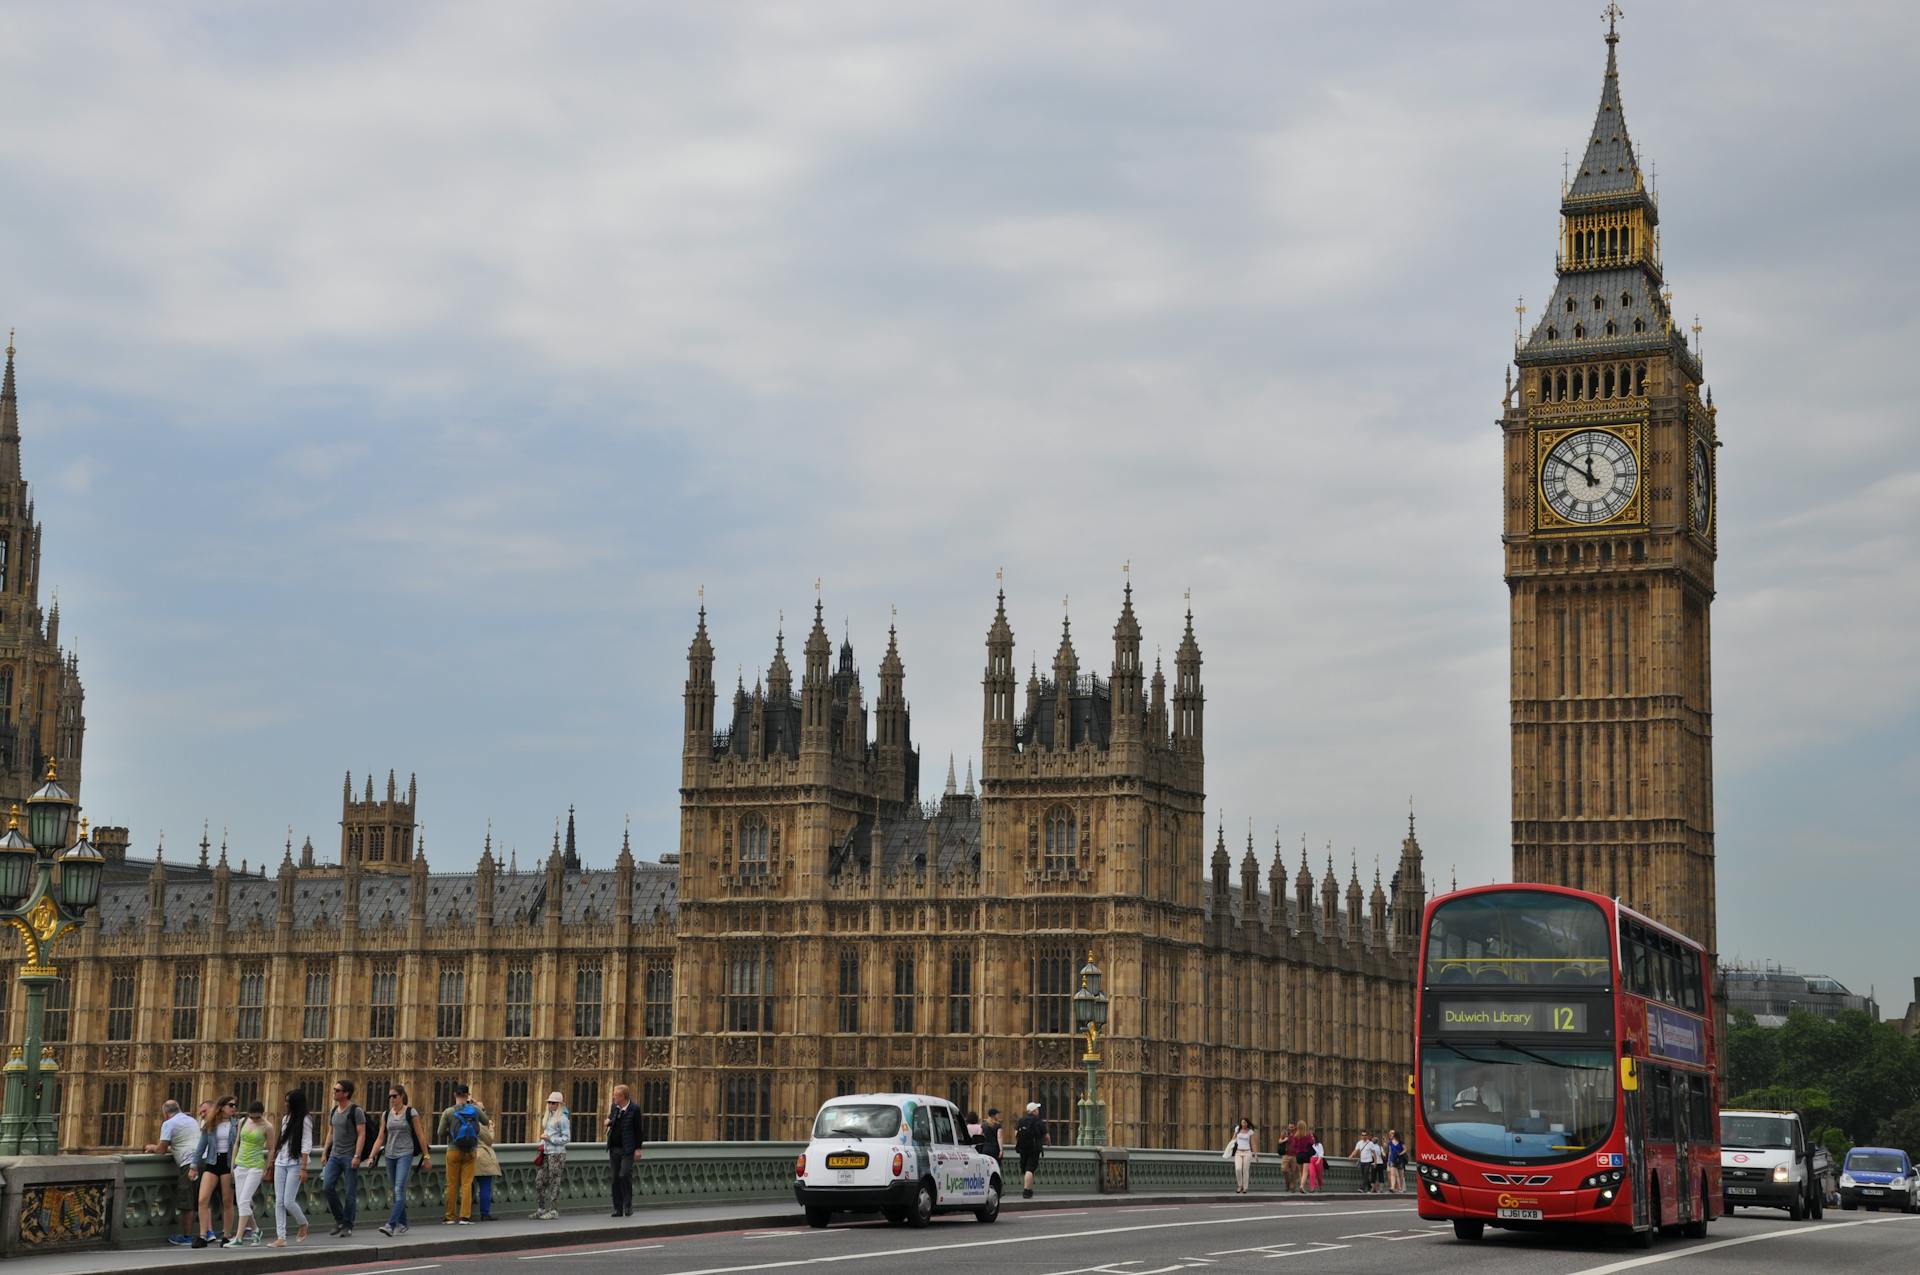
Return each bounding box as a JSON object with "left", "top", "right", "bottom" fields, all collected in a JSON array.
[{"left": 232, "top": 1101, "right": 276, "bottom": 1246}]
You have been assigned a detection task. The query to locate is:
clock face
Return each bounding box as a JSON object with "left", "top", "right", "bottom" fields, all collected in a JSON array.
[
  {"left": 1540, "top": 429, "right": 1639, "bottom": 525},
  {"left": 1690, "top": 437, "right": 1713, "bottom": 534}
]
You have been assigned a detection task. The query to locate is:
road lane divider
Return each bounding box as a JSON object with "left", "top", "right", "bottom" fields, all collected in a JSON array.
[{"left": 1563, "top": 1213, "right": 1920, "bottom": 1275}]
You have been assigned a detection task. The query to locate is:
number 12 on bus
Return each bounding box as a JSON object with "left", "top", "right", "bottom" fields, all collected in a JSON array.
[{"left": 1412, "top": 884, "right": 1720, "bottom": 1246}]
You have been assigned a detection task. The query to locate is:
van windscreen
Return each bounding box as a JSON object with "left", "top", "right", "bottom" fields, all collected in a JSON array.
[
  {"left": 814, "top": 1104, "right": 903, "bottom": 1139},
  {"left": 1847, "top": 1151, "right": 1906, "bottom": 1174}
]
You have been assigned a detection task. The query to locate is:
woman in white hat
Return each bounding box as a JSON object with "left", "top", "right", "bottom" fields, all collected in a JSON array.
[{"left": 532, "top": 1092, "right": 571, "bottom": 1219}]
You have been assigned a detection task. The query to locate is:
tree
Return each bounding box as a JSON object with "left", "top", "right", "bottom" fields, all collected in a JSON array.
[{"left": 1880, "top": 1104, "right": 1920, "bottom": 1160}]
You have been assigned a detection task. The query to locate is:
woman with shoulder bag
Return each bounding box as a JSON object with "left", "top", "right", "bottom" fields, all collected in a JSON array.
[
  {"left": 367, "top": 1083, "right": 431, "bottom": 1236},
  {"left": 532, "top": 1092, "right": 571, "bottom": 1220},
  {"left": 1227, "top": 1118, "right": 1257, "bottom": 1194}
]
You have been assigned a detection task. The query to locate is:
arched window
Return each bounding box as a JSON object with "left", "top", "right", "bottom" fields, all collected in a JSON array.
[
  {"left": 1604, "top": 366, "right": 1616, "bottom": 397},
  {"left": 1044, "top": 806, "right": 1078, "bottom": 872},
  {"left": 1593, "top": 295, "right": 1605, "bottom": 311},
  {"left": 1604, "top": 320, "right": 1618, "bottom": 337},
  {"left": 1633, "top": 318, "right": 1646, "bottom": 333},
  {"left": 1539, "top": 373, "right": 1551, "bottom": 402},
  {"left": 1622, "top": 227, "right": 1633, "bottom": 257},
  {"left": 1555, "top": 371, "right": 1568, "bottom": 401},
  {"left": 1635, "top": 363, "right": 1648, "bottom": 395},
  {"left": 1573, "top": 323, "right": 1586, "bottom": 339},
  {"left": 1621, "top": 292, "right": 1633, "bottom": 308},
  {"left": 1547, "top": 325, "right": 1559, "bottom": 341},
  {"left": 1565, "top": 298, "right": 1576, "bottom": 314},
  {"left": 738, "top": 815, "right": 769, "bottom": 876}
]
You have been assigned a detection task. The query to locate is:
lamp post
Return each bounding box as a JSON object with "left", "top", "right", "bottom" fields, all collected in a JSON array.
[
  {"left": 1072, "top": 950, "right": 1109, "bottom": 1148},
  {"left": 0, "top": 761, "right": 100, "bottom": 1155}
]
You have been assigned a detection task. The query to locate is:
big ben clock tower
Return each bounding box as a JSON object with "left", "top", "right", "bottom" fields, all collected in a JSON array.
[{"left": 1506, "top": 13, "right": 1720, "bottom": 951}]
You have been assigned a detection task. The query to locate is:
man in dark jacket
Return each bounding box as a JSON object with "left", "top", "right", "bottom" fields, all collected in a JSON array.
[
  {"left": 605, "top": 1085, "right": 644, "bottom": 1216},
  {"left": 1014, "top": 1102, "right": 1047, "bottom": 1198}
]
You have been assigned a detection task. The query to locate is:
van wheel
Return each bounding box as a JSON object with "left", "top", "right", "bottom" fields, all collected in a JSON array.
[
  {"left": 805, "top": 1208, "right": 831, "bottom": 1230},
  {"left": 1810, "top": 1185, "right": 1824, "bottom": 1220},
  {"left": 975, "top": 1181, "right": 1001, "bottom": 1223},
  {"left": 908, "top": 1182, "right": 935, "bottom": 1228},
  {"left": 1451, "top": 1219, "right": 1484, "bottom": 1241},
  {"left": 1788, "top": 1189, "right": 1806, "bottom": 1221}
]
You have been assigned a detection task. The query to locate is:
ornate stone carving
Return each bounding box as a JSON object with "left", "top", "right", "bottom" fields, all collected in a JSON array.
[
  {"left": 363, "top": 1041, "right": 393, "bottom": 1068},
  {"left": 570, "top": 1040, "right": 601, "bottom": 1068},
  {"left": 103, "top": 1045, "right": 129, "bottom": 1072},
  {"left": 501, "top": 1040, "right": 531, "bottom": 1068},
  {"left": 642, "top": 1039, "right": 671, "bottom": 1067},
  {"left": 432, "top": 1041, "right": 461, "bottom": 1067},
  {"left": 166, "top": 1043, "right": 195, "bottom": 1070},
  {"left": 298, "top": 1041, "right": 327, "bottom": 1068},
  {"left": 722, "top": 1037, "right": 758, "bottom": 1066},
  {"left": 1035, "top": 1039, "right": 1069, "bottom": 1071},
  {"left": 232, "top": 1042, "right": 260, "bottom": 1070}
]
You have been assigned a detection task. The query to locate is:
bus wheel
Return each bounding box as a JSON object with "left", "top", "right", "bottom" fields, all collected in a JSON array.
[
  {"left": 1632, "top": 1182, "right": 1659, "bottom": 1248},
  {"left": 1452, "top": 1219, "right": 1484, "bottom": 1241},
  {"left": 1682, "top": 1178, "right": 1708, "bottom": 1239}
]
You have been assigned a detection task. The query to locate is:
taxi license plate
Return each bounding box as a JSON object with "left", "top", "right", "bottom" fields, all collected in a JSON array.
[
  {"left": 1497, "top": 1207, "right": 1542, "bottom": 1221},
  {"left": 1727, "top": 1187, "right": 1757, "bottom": 1195},
  {"left": 825, "top": 1152, "right": 868, "bottom": 1170}
]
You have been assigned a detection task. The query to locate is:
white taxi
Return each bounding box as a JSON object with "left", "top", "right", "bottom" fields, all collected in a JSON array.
[{"left": 795, "top": 1093, "right": 1003, "bottom": 1228}]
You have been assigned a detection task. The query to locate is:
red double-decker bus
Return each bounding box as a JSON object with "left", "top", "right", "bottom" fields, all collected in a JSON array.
[{"left": 1412, "top": 883, "right": 1720, "bottom": 1246}]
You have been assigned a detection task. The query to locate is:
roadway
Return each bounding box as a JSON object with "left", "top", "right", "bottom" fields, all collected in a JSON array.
[{"left": 295, "top": 1197, "right": 1920, "bottom": 1275}]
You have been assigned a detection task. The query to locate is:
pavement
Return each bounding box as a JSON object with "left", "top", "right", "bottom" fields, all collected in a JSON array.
[{"left": 8, "top": 1188, "right": 1392, "bottom": 1275}]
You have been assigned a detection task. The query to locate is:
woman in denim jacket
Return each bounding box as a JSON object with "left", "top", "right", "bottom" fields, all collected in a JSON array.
[
  {"left": 531, "top": 1093, "right": 571, "bottom": 1219},
  {"left": 193, "top": 1096, "right": 243, "bottom": 1246}
]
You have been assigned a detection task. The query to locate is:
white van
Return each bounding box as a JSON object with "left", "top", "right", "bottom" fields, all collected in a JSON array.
[{"left": 795, "top": 1093, "right": 1003, "bottom": 1228}]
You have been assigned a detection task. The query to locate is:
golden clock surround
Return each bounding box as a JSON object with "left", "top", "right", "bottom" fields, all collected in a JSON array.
[{"left": 1533, "top": 419, "right": 1645, "bottom": 533}]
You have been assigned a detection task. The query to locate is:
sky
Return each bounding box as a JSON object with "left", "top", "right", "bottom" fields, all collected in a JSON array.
[{"left": 1, "top": 2, "right": 1915, "bottom": 1008}]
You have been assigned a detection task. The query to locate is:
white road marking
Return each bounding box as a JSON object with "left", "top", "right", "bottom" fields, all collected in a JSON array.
[
  {"left": 1562, "top": 1213, "right": 1920, "bottom": 1274},
  {"left": 650, "top": 1206, "right": 1408, "bottom": 1275},
  {"left": 742, "top": 1231, "right": 800, "bottom": 1238},
  {"left": 1337, "top": 1227, "right": 1441, "bottom": 1240},
  {"left": 520, "top": 1243, "right": 666, "bottom": 1259},
  {"left": 368, "top": 1267, "right": 441, "bottom": 1273}
]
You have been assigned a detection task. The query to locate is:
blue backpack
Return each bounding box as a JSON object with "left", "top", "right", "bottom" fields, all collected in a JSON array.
[{"left": 451, "top": 1103, "right": 481, "bottom": 1151}]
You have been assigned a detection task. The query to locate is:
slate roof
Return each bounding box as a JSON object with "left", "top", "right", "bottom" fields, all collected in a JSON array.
[
  {"left": 91, "top": 863, "right": 681, "bottom": 938},
  {"left": 828, "top": 799, "right": 982, "bottom": 878},
  {"left": 1568, "top": 36, "right": 1639, "bottom": 200}
]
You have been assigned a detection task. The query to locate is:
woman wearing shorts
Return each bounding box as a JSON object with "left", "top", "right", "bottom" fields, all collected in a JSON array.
[{"left": 192, "top": 1096, "right": 241, "bottom": 1246}]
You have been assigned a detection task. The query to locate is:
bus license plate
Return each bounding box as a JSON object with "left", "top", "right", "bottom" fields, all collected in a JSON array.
[
  {"left": 1726, "top": 1187, "right": 1757, "bottom": 1195},
  {"left": 1497, "top": 1207, "right": 1543, "bottom": 1221}
]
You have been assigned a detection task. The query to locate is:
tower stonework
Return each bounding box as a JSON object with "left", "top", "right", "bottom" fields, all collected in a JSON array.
[
  {"left": 339, "top": 769, "right": 418, "bottom": 871},
  {"left": 1506, "top": 23, "right": 1719, "bottom": 950},
  {"left": 0, "top": 334, "right": 86, "bottom": 818}
]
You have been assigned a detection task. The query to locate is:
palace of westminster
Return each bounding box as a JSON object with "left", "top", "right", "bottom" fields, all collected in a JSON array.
[{"left": 0, "top": 21, "right": 1717, "bottom": 1155}]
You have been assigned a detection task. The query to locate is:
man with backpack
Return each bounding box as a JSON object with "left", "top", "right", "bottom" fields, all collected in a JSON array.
[
  {"left": 1014, "top": 1101, "right": 1047, "bottom": 1199},
  {"left": 436, "top": 1084, "right": 487, "bottom": 1225},
  {"left": 322, "top": 1081, "right": 369, "bottom": 1237}
]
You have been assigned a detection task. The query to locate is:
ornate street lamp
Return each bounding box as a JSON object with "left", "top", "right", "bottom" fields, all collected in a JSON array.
[
  {"left": 1, "top": 761, "right": 97, "bottom": 1155},
  {"left": 1072, "top": 950, "right": 1110, "bottom": 1147}
]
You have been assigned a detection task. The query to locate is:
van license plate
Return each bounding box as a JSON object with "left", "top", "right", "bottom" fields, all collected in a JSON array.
[
  {"left": 1496, "top": 1208, "right": 1542, "bottom": 1221},
  {"left": 1726, "top": 1187, "right": 1757, "bottom": 1195},
  {"left": 1862, "top": 1188, "right": 1883, "bottom": 1196},
  {"left": 826, "top": 1152, "right": 868, "bottom": 1169}
]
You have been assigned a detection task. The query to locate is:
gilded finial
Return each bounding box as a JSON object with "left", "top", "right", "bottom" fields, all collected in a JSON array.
[
  {"left": 44, "top": 758, "right": 58, "bottom": 782},
  {"left": 7, "top": 803, "right": 18, "bottom": 830},
  {"left": 698, "top": 583, "right": 705, "bottom": 601},
  {"left": 1603, "top": 1, "right": 1623, "bottom": 41},
  {"left": 5, "top": 328, "right": 12, "bottom": 358},
  {"left": 814, "top": 576, "right": 822, "bottom": 594}
]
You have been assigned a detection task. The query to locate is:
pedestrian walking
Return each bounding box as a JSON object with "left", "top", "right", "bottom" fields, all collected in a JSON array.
[
  {"left": 192, "top": 1095, "right": 240, "bottom": 1246},
  {"left": 1288, "top": 1124, "right": 1315, "bottom": 1191},
  {"left": 232, "top": 1101, "right": 276, "bottom": 1245},
  {"left": 1014, "top": 1101, "right": 1047, "bottom": 1199},
  {"left": 605, "top": 1084, "right": 644, "bottom": 1217},
  {"left": 322, "top": 1080, "right": 368, "bottom": 1236},
  {"left": 437, "top": 1083, "right": 484, "bottom": 1224},
  {"left": 268, "top": 1090, "right": 314, "bottom": 1248},
  {"left": 965, "top": 1110, "right": 983, "bottom": 1145},
  {"left": 366, "top": 1083, "right": 431, "bottom": 1237},
  {"left": 1227, "top": 1118, "right": 1258, "bottom": 1193},
  {"left": 1276, "top": 1121, "right": 1297, "bottom": 1192},
  {"left": 1350, "top": 1130, "right": 1382, "bottom": 1192},
  {"left": 145, "top": 1099, "right": 202, "bottom": 1245},
  {"left": 1385, "top": 1129, "right": 1407, "bottom": 1194},
  {"left": 1306, "top": 1133, "right": 1326, "bottom": 1192},
  {"left": 472, "top": 1098, "right": 501, "bottom": 1221},
  {"left": 531, "top": 1092, "right": 570, "bottom": 1220}
]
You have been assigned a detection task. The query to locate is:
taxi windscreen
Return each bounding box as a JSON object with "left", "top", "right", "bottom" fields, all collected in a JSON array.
[{"left": 813, "top": 1104, "right": 903, "bottom": 1139}]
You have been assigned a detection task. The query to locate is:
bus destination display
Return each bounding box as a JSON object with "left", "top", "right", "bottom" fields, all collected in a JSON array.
[{"left": 1435, "top": 999, "right": 1588, "bottom": 1034}]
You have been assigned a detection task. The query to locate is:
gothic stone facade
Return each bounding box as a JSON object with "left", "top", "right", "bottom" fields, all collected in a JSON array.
[
  {"left": 1506, "top": 27, "right": 1719, "bottom": 951},
  {"left": 17, "top": 591, "right": 1424, "bottom": 1155}
]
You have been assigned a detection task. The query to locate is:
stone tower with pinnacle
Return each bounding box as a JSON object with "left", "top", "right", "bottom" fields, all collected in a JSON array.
[{"left": 1506, "top": 16, "right": 1719, "bottom": 950}]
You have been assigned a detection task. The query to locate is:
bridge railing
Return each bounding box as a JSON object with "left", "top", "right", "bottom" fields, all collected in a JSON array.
[{"left": 114, "top": 1144, "right": 1369, "bottom": 1247}]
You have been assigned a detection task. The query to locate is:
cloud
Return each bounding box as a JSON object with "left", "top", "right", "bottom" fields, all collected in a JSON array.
[{"left": 1, "top": 1, "right": 1915, "bottom": 1004}]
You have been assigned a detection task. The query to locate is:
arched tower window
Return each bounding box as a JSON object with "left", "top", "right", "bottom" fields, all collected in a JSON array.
[
  {"left": 1539, "top": 372, "right": 1551, "bottom": 402},
  {"left": 1555, "top": 371, "right": 1568, "bottom": 401},
  {"left": 1573, "top": 323, "right": 1586, "bottom": 339},
  {"left": 1044, "top": 806, "right": 1078, "bottom": 872},
  {"left": 1635, "top": 363, "right": 1648, "bottom": 395},
  {"left": 738, "top": 815, "right": 769, "bottom": 877}
]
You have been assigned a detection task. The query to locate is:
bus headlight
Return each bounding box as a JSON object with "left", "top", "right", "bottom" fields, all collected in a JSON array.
[
  {"left": 1580, "top": 1169, "right": 1626, "bottom": 1189},
  {"left": 1772, "top": 1165, "right": 1790, "bottom": 1183}
]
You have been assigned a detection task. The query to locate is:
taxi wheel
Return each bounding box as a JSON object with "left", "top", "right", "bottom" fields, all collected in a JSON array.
[
  {"left": 883, "top": 1208, "right": 907, "bottom": 1225},
  {"left": 805, "top": 1208, "right": 830, "bottom": 1229},
  {"left": 907, "top": 1182, "right": 935, "bottom": 1227},
  {"left": 975, "top": 1182, "right": 1001, "bottom": 1223}
]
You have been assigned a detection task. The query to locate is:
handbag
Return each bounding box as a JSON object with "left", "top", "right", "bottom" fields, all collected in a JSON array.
[{"left": 534, "top": 1146, "right": 546, "bottom": 1167}]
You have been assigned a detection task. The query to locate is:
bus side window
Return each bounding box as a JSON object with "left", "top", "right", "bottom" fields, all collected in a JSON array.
[
  {"left": 1650, "top": 1069, "right": 1674, "bottom": 1141},
  {"left": 1688, "top": 1075, "right": 1710, "bottom": 1142}
]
